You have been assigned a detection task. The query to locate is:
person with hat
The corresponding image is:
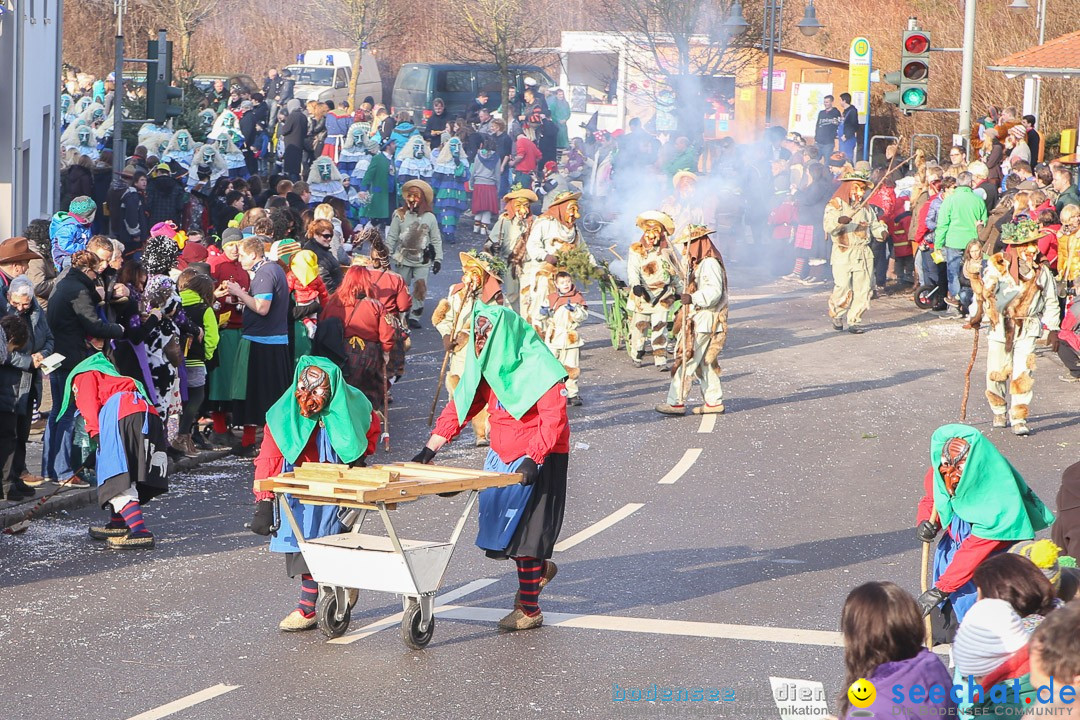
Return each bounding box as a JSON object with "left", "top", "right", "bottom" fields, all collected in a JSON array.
[
  {"left": 539, "top": 270, "right": 588, "bottom": 406},
  {"left": 656, "top": 225, "right": 728, "bottom": 416},
  {"left": 146, "top": 161, "right": 187, "bottom": 228},
  {"left": 661, "top": 172, "right": 707, "bottom": 237},
  {"left": 386, "top": 179, "right": 441, "bottom": 328},
  {"left": 118, "top": 170, "right": 150, "bottom": 256},
  {"left": 0, "top": 237, "right": 43, "bottom": 315},
  {"left": 825, "top": 169, "right": 887, "bottom": 333},
  {"left": 915, "top": 424, "right": 1054, "bottom": 636},
  {"left": 486, "top": 188, "right": 538, "bottom": 312},
  {"left": 207, "top": 230, "right": 249, "bottom": 447},
  {"left": 49, "top": 196, "right": 96, "bottom": 271},
  {"left": 971, "top": 218, "right": 1059, "bottom": 435},
  {"left": 358, "top": 137, "right": 396, "bottom": 228},
  {"left": 433, "top": 250, "right": 505, "bottom": 445},
  {"left": 417, "top": 303, "right": 570, "bottom": 631},
  {"left": 521, "top": 191, "right": 593, "bottom": 329},
  {"left": 628, "top": 211, "right": 682, "bottom": 370},
  {"left": 537, "top": 161, "right": 571, "bottom": 214},
  {"left": 248, "top": 357, "right": 381, "bottom": 631}
]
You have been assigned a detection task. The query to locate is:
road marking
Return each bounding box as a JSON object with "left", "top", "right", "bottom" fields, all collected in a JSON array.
[
  {"left": 125, "top": 684, "right": 240, "bottom": 720},
  {"left": 658, "top": 448, "right": 702, "bottom": 484},
  {"left": 697, "top": 414, "right": 716, "bottom": 433},
  {"left": 434, "top": 606, "right": 844, "bottom": 647},
  {"left": 553, "top": 503, "right": 645, "bottom": 552},
  {"left": 587, "top": 310, "right": 606, "bottom": 321},
  {"left": 328, "top": 578, "right": 498, "bottom": 645}
]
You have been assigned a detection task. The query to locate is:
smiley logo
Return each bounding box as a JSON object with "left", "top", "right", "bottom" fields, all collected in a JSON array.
[{"left": 847, "top": 678, "right": 876, "bottom": 709}]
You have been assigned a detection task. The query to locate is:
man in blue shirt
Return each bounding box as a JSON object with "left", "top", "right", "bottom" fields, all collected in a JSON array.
[{"left": 226, "top": 237, "right": 293, "bottom": 455}]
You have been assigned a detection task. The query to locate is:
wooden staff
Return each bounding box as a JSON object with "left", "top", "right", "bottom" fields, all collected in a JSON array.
[
  {"left": 427, "top": 285, "right": 477, "bottom": 426},
  {"left": 849, "top": 147, "right": 917, "bottom": 215},
  {"left": 960, "top": 326, "right": 979, "bottom": 420},
  {"left": 678, "top": 256, "right": 697, "bottom": 402},
  {"left": 3, "top": 460, "right": 92, "bottom": 535},
  {"left": 920, "top": 510, "right": 939, "bottom": 649},
  {"left": 381, "top": 356, "right": 391, "bottom": 451}
]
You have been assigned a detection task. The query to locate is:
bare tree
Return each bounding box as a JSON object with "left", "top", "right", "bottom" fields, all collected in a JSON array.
[
  {"left": 139, "top": 0, "right": 232, "bottom": 75},
  {"left": 450, "top": 0, "right": 551, "bottom": 114},
  {"left": 596, "top": 0, "right": 755, "bottom": 136},
  {"left": 302, "top": 0, "right": 404, "bottom": 105}
]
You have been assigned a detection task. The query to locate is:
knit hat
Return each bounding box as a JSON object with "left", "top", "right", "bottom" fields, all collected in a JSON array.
[
  {"left": 1008, "top": 124, "right": 1026, "bottom": 141},
  {"left": 142, "top": 234, "right": 180, "bottom": 276},
  {"left": 220, "top": 227, "right": 243, "bottom": 245},
  {"left": 1010, "top": 539, "right": 1063, "bottom": 589},
  {"left": 952, "top": 598, "right": 1029, "bottom": 677},
  {"left": 269, "top": 239, "right": 301, "bottom": 263},
  {"left": 69, "top": 196, "right": 96, "bottom": 224}
]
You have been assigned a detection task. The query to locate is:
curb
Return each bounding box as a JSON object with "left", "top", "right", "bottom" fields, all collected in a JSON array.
[{"left": 1, "top": 448, "right": 234, "bottom": 531}]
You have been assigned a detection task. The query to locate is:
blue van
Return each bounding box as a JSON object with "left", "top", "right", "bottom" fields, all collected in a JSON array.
[{"left": 392, "top": 63, "right": 555, "bottom": 128}]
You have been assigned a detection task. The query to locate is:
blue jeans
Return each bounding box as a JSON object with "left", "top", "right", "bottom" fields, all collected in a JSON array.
[
  {"left": 945, "top": 247, "right": 965, "bottom": 299},
  {"left": 917, "top": 247, "right": 939, "bottom": 286},
  {"left": 838, "top": 136, "right": 856, "bottom": 161},
  {"left": 42, "top": 369, "right": 75, "bottom": 481}
]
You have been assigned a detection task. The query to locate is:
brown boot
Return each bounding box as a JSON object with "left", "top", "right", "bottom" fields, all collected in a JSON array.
[{"left": 498, "top": 607, "right": 544, "bottom": 631}]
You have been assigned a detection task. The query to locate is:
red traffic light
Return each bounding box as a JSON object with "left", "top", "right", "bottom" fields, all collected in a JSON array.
[
  {"left": 905, "top": 32, "right": 930, "bottom": 54},
  {"left": 903, "top": 60, "right": 929, "bottom": 80}
]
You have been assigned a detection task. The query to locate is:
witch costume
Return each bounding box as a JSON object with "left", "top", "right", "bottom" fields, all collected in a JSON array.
[
  {"left": 915, "top": 423, "right": 1054, "bottom": 639},
  {"left": 431, "top": 136, "right": 470, "bottom": 243},
  {"left": 61, "top": 354, "right": 169, "bottom": 549},
  {"left": 250, "top": 356, "right": 381, "bottom": 632},
  {"left": 421, "top": 303, "right": 569, "bottom": 631}
]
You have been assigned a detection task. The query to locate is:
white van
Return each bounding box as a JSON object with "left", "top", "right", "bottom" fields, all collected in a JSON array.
[{"left": 285, "top": 48, "right": 382, "bottom": 107}]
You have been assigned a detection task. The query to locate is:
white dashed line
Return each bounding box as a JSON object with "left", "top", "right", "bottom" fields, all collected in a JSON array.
[
  {"left": 658, "top": 449, "right": 702, "bottom": 484},
  {"left": 125, "top": 684, "right": 240, "bottom": 720},
  {"left": 553, "top": 503, "right": 645, "bottom": 552},
  {"left": 697, "top": 414, "right": 716, "bottom": 433},
  {"left": 328, "top": 578, "right": 498, "bottom": 645}
]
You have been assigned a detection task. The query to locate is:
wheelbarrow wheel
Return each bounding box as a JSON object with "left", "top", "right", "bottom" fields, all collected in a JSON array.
[
  {"left": 914, "top": 285, "right": 938, "bottom": 310},
  {"left": 580, "top": 211, "right": 604, "bottom": 235},
  {"left": 401, "top": 600, "right": 435, "bottom": 650},
  {"left": 316, "top": 589, "right": 351, "bottom": 638}
]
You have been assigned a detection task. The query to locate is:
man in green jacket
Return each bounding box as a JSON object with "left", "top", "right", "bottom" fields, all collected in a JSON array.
[{"left": 934, "top": 171, "right": 987, "bottom": 309}]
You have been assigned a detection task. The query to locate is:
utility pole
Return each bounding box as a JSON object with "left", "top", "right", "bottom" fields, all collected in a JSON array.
[{"left": 957, "top": 0, "right": 976, "bottom": 146}]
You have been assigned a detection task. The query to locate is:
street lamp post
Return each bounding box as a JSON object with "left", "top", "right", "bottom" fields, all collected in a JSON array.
[
  {"left": 725, "top": 0, "right": 823, "bottom": 127},
  {"left": 1008, "top": 0, "right": 1047, "bottom": 119}
]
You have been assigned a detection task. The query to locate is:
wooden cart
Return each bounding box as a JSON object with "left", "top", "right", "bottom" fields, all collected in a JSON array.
[{"left": 254, "top": 462, "right": 520, "bottom": 648}]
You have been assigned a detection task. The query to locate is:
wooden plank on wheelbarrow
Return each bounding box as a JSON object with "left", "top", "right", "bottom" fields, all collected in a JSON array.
[{"left": 391, "top": 462, "right": 484, "bottom": 478}]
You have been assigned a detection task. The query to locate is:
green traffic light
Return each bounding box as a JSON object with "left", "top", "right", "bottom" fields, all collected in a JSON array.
[{"left": 902, "top": 88, "right": 927, "bottom": 107}]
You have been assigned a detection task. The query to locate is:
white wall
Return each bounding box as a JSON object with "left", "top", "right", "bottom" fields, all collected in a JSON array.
[{"left": 0, "top": 0, "right": 61, "bottom": 238}]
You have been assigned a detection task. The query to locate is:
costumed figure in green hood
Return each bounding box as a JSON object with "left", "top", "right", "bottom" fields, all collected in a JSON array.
[
  {"left": 62, "top": 353, "right": 169, "bottom": 549},
  {"left": 249, "top": 356, "right": 382, "bottom": 632},
  {"left": 416, "top": 303, "right": 570, "bottom": 632},
  {"left": 915, "top": 423, "right": 1054, "bottom": 639}
]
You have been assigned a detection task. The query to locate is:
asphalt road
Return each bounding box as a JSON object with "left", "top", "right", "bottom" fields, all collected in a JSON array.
[{"left": 2, "top": 241, "right": 1076, "bottom": 720}]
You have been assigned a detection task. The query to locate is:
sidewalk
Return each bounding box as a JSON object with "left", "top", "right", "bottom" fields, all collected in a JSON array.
[{"left": 0, "top": 431, "right": 234, "bottom": 531}]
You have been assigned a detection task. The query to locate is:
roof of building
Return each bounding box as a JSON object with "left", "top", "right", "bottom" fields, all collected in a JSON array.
[{"left": 988, "top": 29, "right": 1080, "bottom": 77}]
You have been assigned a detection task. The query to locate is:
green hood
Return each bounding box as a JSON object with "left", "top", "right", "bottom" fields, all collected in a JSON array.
[
  {"left": 453, "top": 301, "right": 567, "bottom": 425},
  {"left": 265, "top": 355, "right": 373, "bottom": 465},
  {"left": 930, "top": 424, "right": 1054, "bottom": 541},
  {"left": 58, "top": 352, "right": 148, "bottom": 419},
  {"left": 179, "top": 288, "right": 203, "bottom": 306}
]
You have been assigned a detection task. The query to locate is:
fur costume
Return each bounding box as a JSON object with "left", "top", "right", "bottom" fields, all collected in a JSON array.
[
  {"left": 540, "top": 282, "right": 587, "bottom": 399},
  {"left": 627, "top": 224, "right": 682, "bottom": 367},
  {"left": 980, "top": 243, "right": 1060, "bottom": 426},
  {"left": 824, "top": 178, "right": 886, "bottom": 328},
  {"left": 137, "top": 122, "right": 172, "bottom": 148},
  {"left": 340, "top": 122, "right": 379, "bottom": 176},
  {"left": 163, "top": 130, "right": 196, "bottom": 169},
  {"left": 209, "top": 110, "right": 243, "bottom": 146},
  {"left": 186, "top": 144, "right": 228, "bottom": 189},
  {"left": 306, "top": 156, "right": 347, "bottom": 204},
  {"left": 211, "top": 132, "right": 246, "bottom": 173},
  {"left": 521, "top": 196, "right": 594, "bottom": 328},
  {"left": 80, "top": 101, "right": 106, "bottom": 127}
]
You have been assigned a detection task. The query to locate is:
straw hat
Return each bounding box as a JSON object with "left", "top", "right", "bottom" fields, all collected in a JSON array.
[
  {"left": 401, "top": 179, "right": 433, "bottom": 205},
  {"left": 839, "top": 170, "right": 873, "bottom": 185},
  {"left": 675, "top": 224, "right": 715, "bottom": 244},
  {"left": 672, "top": 170, "right": 698, "bottom": 188},
  {"left": 635, "top": 210, "right": 675, "bottom": 235},
  {"left": 547, "top": 191, "right": 581, "bottom": 208},
  {"left": 503, "top": 188, "right": 538, "bottom": 204},
  {"left": 459, "top": 251, "right": 502, "bottom": 282}
]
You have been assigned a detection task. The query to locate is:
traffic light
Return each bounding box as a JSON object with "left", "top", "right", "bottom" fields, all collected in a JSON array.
[
  {"left": 884, "top": 25, "right": 931, "bottom": 111},
  {"left": 146, "top": 33, "right": 182, "bottom": 124}
]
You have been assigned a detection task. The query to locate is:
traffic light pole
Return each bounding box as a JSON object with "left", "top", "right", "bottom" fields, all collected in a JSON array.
[{"left": 112, "top": 0, "right": 126, "bottom": 182}]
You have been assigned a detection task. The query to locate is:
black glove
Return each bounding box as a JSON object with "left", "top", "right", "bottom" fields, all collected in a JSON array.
[
  {"left": 837, "top": 215, "right": 853, "bottom": 225},
  {"left": 917, "top": 587, "right": 947, "bottom": 617},
  {"left": 412, "top": 447, "right": 436, "bottom": 464},
  {"left": 679, "top": 293, "right": 693, "bottom": 306},
  {"left": 249, "top": 499, "right": 274, "bottom": 536},
  {"left": 432, "top": 260, "right": 441, "bottom": 275},
  {"left": 517, "top": 457, "right": 540, "bottom": 486},
  {"left": 916, "top": 519, "right": 941, "bottom": 543},
  {"left": 631, "top": 285, "right": 649, "bottom": 299}
]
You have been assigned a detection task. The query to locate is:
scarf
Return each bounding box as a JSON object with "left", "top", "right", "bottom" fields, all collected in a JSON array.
[
  {"left": 452, "top": 302, "right": 567, "bottom": 425},
  {"left": 546, "top": 286, "right": 585, "bottom": 312},
  {"left": 264, "top": 355, "right": 373, "bottom": 465}
]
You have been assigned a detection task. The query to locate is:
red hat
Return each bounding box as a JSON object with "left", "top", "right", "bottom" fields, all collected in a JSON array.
[{"left": 544, "top": 161, "right": 558, "bottom": 173}]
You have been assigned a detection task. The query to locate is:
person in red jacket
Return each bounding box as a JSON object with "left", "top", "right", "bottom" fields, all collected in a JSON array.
[
  {"left": 359, "top": 228, "right": 411, "bottom": 381},
  {"left": 60, "top": 353, "right": 169, "bottom": 548},
  {"left": 414, "top": 303, "right": 569, "bottom": 632}
]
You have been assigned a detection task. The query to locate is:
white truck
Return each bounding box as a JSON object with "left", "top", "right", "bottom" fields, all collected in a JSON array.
[{"left": 285, "top": 48, "right": 383, "bottom": 108}]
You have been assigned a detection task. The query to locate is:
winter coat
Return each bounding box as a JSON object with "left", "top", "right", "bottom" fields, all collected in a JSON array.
[
  {"left": 0, "top": 299, "right": 54, "bottom": 414},
  {"left": 45, "top": 267, "right": 124, "bottom": 372},
  {"left": 281, "top": 109, "right": 308, "bottom": 149},
  {"left": 49, "top": 212, "right": 92, "bottom": 268},
  {"left": 61, "top": 164, "right": 93, "bottom": 207},
  {"left": 301, "top": 238, "right": 344, "bottom": 294},
  {"left": 146, "top": 175, "right": 187, "bottom": 226}
]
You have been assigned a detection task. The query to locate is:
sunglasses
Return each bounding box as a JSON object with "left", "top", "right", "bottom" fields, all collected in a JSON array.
[{"left": 319, "top": 233, "right": 333, "bottom": 239}]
